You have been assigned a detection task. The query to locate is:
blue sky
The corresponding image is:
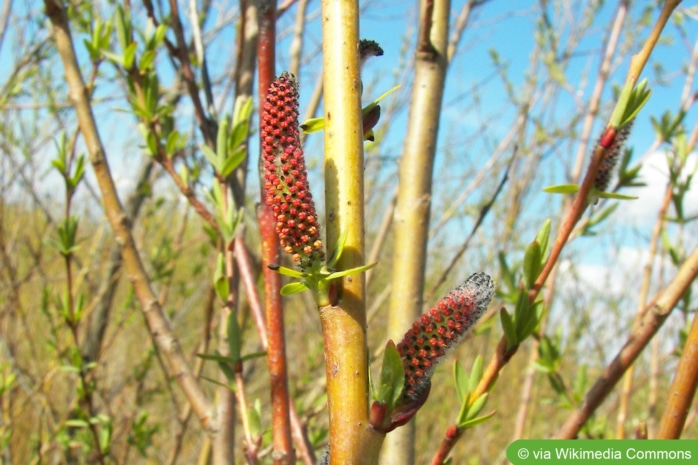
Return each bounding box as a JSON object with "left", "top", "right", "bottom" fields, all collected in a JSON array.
[{"left": 3, "top": 0, "right": 696, "bottom": 315}]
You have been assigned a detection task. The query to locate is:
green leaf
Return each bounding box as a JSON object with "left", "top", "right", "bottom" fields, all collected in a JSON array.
[
  {"left": 280, "top": 282, "right": 309, "bottom": 296},
  {"left": 513, "top": 289, "right": 532, "bottom": 339},
  {"left": 518, "top": 301, "right": 543, "bottom": 342},
  {"left": 522, "top": 240, "right": 542, "bottom": 290},
  {"left": 534, "top": 220, "right": 551, "bottom": 263},
  {"left": 69, "top": 154, "right": 86, "bottom": 190},
  {"left": 248, "top": 399, "right": 262, "bottom": 437},
  {"left": 594, "top": 191, "right": 638, "bottom": 200},
  {"left": 201, "top": 145, "right": 219, "bottom": 171},
  {"left": 588, "top": 203, "right": 618, "bottom": 227},
  {"left": 300, "top": 116, "right": 325, "bottom": 134},
  {"left": 458, "top": 409, "right": 496, "bottom": 430},
  {"left": 153, "top": 24, "right": 168, "bottom": 49},
  {"left": 468, "top": 356, "right": 483, "bottom": 393},
  {"left": 217, "top": 360, "right": 236, "bottom": 383},
  {"left": 543, "top": 184, "right": 580, "bottom": 194},
  {"left": 139, "top": 50, "right": 156, "bottom": 70},
  {"left": 165, "top": 130, "right": 180, "bottom": 157},
  {"left": 327, "top": 230, "right": 348, "bottom": 269},
  {"left": 220, "top": 146, "right": 246, "bottom": 178},
  {"left": 325, "top": 262, "right": 377, "bottom": 281},
  {"left": 362, "top": 84, "right": 400, "bottom": 115},
  {"left": 465, "top": 393, "right": 489, "bottom": 421},
  {"left": 199, "top": 374, "right": 235, "bottom": 390},
  {"left": 240, "top": 351, "right": 267, "bottom": 363},
  {"left": 377, "top": 340, "right": 405, "bottom": 409},
  {"left": 230, "top": 97, "right": 254, "bottom": 150},
  {"left": 620, "top": 78, "right": 651, "bottom": 128},
  {"left": 610, "top": 78, "right": 651, "bottom": 129},
  {"left": 213, "top": 253, "right": 229, "bottom": 301},
  {"left": 499, "top": 309, "right": 517, "bottom": 348},
  {"left": 453, "top": 360, "right": 468, "bottom": 404},
  {"left": 66, "top": 419, "right": 90, "bottom": 428},
  {"left": 145, "top": 131, "right": 158, "bottom": 156},
  {"left": 114, "top": 5, "right": 131, "bottom": 52},
  {"left": 301, "top": 85, "right": 399, "bottom": 134},
  {"left": 270, "top": 265, "right": 305, "bottom": 279},
  {"left": 123, "top": 42, "right": 137, "bottom": 69},
  {"left": 197, "top": 353, "right": 235, "bottom": 363},
  {"left": 216, "top": 117, "right": 229, "bottom": 164}
]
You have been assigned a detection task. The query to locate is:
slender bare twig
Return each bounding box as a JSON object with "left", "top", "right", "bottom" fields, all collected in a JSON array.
[
  {"left": 44, "top": 0, "right": 214, "bottom": 434},
  {"left": 557, "top": 246, "right": 698, "bottom": 438},
  {"left": 426, "top": 154, "right": 512, "bottom": 302},
  {"left": 289, "top": 0, "right": 309, "bottom": 77}
]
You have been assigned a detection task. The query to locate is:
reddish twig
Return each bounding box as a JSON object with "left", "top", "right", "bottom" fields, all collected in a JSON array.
[{"left": 257, "top": 2, "right": 295, "bottom": 463}]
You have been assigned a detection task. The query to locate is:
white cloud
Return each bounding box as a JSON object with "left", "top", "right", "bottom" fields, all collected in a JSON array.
[{"left": 617, "top": 150, "right": 698, "bottom": 226}]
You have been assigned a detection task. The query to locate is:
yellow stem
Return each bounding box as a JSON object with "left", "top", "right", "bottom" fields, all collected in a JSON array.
[{"left": 319, "top": 1, "right": 378, "bottom": 463}]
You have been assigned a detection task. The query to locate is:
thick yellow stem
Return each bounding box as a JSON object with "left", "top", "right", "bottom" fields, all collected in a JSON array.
[{"left": 319, "top": 1, "right": 381, "bottom": 463}]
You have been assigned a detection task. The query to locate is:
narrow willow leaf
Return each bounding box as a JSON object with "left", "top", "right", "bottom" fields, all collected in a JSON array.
[
  {"left": 500, "top": 309, "right": 517, "bottom": 348},
  {"left": 595, "top": 191, "right": 638, "bottom": 200},
  {"left": 327, "top": 230, "right": 348, "bottom": 268},
  {"left": 270, "top": 265, "right": 305, "bottom": 279},
  {"left": 248, "top": 399, "right": 262, "bottom": 437},
  {"left": 543, "top": 184, "right": 580, "bottom": 194},
  {"left": 458, "top": 410, "right": 496, "bottom": 430},
  {"left": 468, "top": 356, "right": 484, "bottom": 393},
  {"left": 453, "top": 360, "right": 468, "bottom": 404},
  {"left": 199, "top": 375, "right": 235, "bottom": 391},
  {"left": 300, "top": 117, "right": 325, "bottom": 134},
  {"left": 325, "top": 262, "right": 377, "bottom": 281},
  {"left": 240, "top": 351, "right": 267, "bottom": 363},
  {"left": 465, "top": 393, "right": 489, "bottom": 421},
  {"left": 196, "top": 353, "right": 235, "bottom": 363},
  {"left": 362, "top": 84, "right": 400, "bottom": 114},
  {"left": 220, "top": 146, "right": 246, "bottom": 179},
  {"left": 165, "top": 130, "right": 180, "bottom": 156},
  {"left": 230, "top": 97, "right": 253, "bottom": 149},
  {"left": 213, "top": 253, "right": 229, "bottom": 301},
  {"left": 280, "top": 281, "right": 309, "bottom": 296},
  {"left": 378, "top": 341, "right": 404, "bottom": 408},
  {"left": 522, "top": 240, "right": 542, "bottom": 290},
  {"left": 216, "top": 117, "right": 229, "bottom": 163},
  {"left": 122, "top": 42, "right": 137, "bottom": 69},
  {"left": 201, "top": 145, "right": 219, "bottom": 172},
  {"left": 534, "top": 220, "right": 551, "bottom": 263}
]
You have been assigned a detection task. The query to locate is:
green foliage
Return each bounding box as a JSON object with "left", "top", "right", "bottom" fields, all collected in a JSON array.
[
  {"left": 374, "top": 340, "right": 405, "bottom": 412},
  {"left": 2, "top": 2, "right": 693, "bottom": 463},
  {"left": 301, "top": 85, "right": 399, "bottom": 140},
  {"left": 206, "top": 179, "right": 244, "bottom": 245},
  {"left": 452, "top": 357, "right": 495, "bottom": 430},
  {"left": 127, "top": 412, "right": 159, "bottom": 458},
  {"left": 202, "top": 98, "right": 252, "bottom": 178},
  {"left": 499, "top": 221, "right": 549, "bottom": 350},
  {"left": 51, "top": 134, "right": 86, "bottom": 194},
  {"left": 46, "top": 216, "right": 80, "bottom": 257},
  {"left": 275, "top": 230, "right": 377, "bottom": 306},
  {"left": 610, "top": 78, "right": 652, "bottom": 129},
  {"left": 650, "top": 109, "right": 686, "bottom": 142}
]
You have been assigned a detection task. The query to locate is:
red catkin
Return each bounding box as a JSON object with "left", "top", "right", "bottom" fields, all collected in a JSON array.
[
  {"left": 396, "top": 272, "right": 495, "bottom": 401},
  {"left": 261, "top": 73, "right": 324, "bottom": 270}
]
